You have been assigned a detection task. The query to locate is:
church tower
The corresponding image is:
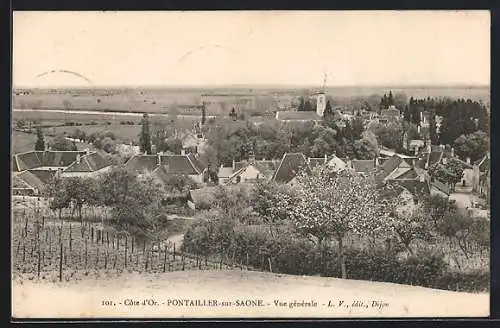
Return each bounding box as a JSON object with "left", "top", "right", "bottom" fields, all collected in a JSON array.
[
  {"left": 316, "top": 92, "right": 326, "bottom": 116},
  {"left": 316, "top": 71, "right": 327, "bottom": 117}
]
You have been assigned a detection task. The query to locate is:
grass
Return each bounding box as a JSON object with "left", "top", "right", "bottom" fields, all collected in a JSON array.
[{"left": 12, "top": 130, "right": 96, "bottom": 154}]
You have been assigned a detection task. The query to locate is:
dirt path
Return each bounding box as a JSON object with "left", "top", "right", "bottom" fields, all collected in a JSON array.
[{"left": 12, "top": 270, "right": 488, "bottom": 319}]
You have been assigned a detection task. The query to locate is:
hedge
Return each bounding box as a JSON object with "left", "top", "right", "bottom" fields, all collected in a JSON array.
[{"left": 183, "top": 223, "right": 489, "bottom": 292}]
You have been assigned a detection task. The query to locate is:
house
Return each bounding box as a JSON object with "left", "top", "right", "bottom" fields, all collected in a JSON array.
[
  {"left": 326, "top": 155, "right": 347, "bottom": 172},
  {"left": 272, "top": 153, "right": 311, "bottom": 185},
  {"left": 217, "top": 165, "right": 234, "bottom": 184},
  {"left": 12, "top": 169, "right": 56, "bottom": 196},
  {"left": 380, "top": 106, "right": 401, "bottom": 120},
  {"left": 226, "top": 156, "right": 280, "bottom": 185},
  {"left": 60, "top": 152, "right": 112, "bottom": 178},
  {"left": 429, "top": 178, "right": 451, "bottom": 198},
  {"left": 125, "top": 153, "right": 208, "bottom": 184},
  {"left": 472, "top": 154, "right": 490, "bottom": 197},
  {"left": 12, "top": 150, "right": 88, "bottom": 172},
  {"left": 181, "top": 132, "right": 202, "bottom": 154},
  {"left": 11, "top": 149, "right": 109, "bottom": 196},
  {"left": 308, "top": 155, "right": 329, "bottom": 169},
  {"left": 350, "top": 159, "right": 377, "bottom": 175}
]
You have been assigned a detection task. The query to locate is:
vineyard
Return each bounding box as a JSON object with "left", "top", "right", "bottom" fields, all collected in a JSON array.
[{"left": 12, "top": 207, "right": 256, "bottom": 283}]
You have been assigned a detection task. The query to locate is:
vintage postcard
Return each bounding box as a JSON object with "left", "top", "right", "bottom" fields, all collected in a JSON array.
[{"left": 11, "top": 10, "right": 490, "bottom": 319}]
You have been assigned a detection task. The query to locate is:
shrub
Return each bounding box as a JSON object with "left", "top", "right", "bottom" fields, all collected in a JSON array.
[
  {"left": 432, "top": 269, "right": 489, "bottom": 292},
  {"left": 183, "top": 223, "right": 486, "bottom": 292}
]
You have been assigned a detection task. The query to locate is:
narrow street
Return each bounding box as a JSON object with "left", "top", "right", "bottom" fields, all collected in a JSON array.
[{"left": 449, "top": 185, "right": 489, "bottom": 218}]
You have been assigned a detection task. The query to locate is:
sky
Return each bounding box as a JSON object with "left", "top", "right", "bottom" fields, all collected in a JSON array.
[{"left": 13, "top": 11, "right": 490, "bottom": 88}]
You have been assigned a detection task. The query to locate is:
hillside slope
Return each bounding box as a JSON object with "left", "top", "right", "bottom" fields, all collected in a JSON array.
[{"left": 12, "top": 270, "right": 488, "bottom": 318}]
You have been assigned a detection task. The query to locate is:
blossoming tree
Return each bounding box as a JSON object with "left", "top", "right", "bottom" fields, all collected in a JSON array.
[{"left": 287, "top": 165, "right": 385, "bottom": 279}]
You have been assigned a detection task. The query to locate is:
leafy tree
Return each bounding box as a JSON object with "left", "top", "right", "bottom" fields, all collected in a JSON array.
[
  {"left": 50, "top": 134, "right": 77, "bottom": 151},
  {"left": 139, "top": 113, "right": 152, "bottom": 154},
  {"left": 454, "top": 131, "right": 489, "bottom": 163},
  {"left": 429, "top": 158, "right": 465, "bottom": 191},
  {"left": 150, "top": 117, "right": 169, "bottom": 153},
  {"left": 34, "top": 127, "right": 45, "bottom": 151},
  {"left": 382, "top": 185, "right": 434, "bottom": 254},
  {"left": 323, "top": 100, "right": 334, "bottom": 120},
  {"left": 387, "top": 91, "right": 394, "bottom": 106},
  {"left": 164, "top": 138, "right": 183, "bottom": 154},
  {"left": 252, "top": 181, "right": 298, "bottom": 236},
  {"left": 97, "top": 167, "right": 166, "bottom": 238},
  {"left": 288, "top": 166, "right": 384, "bottom": 278},
  {"left": 201, "top": 102, "right": 207, "bottom": 125},
  {"left": 63, "top": 177, "right": 99, "bottom": 225},
  {"left": 45, "top": 176, "right": 71, "bottom": 221},
  {"left": 428, "top": 112, "right": 439, "bottom": 145},
  {"left": 353, "top": 137, "right": 378, "bottom": 160},
  {"left": 229, "top": 107, "right": 237, "bottom": 120}
]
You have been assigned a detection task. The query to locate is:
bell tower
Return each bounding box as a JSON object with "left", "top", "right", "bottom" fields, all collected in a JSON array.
[
  {"left": 316, "top": 92, "right": 326, "bottom": 116},
  {"left": 316, "top": 71, "right": 327, "bottom": 117}
]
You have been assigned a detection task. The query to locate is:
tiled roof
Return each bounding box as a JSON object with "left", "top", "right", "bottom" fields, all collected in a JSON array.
[
  {"left": 475, "top": 155, "right": 490, "bottom": 172},
  {"left": 187, "top": 154, "right": 207, "bottom": 174},
  {"left": 42, "top": 151, "right": 86, "bottom": 167},
  {"left": 276, "top": 111, "right": 321, "bottom": 121},
  {"left": 13, "top": 150, "right": 87, "bottom": 171},
  {"left": 431, "top": 179, "right": 450, "bottom": 195},
  {"left": 16, "top": 171, "right": 46, "bottom": 191},
  {"left": 327, "top": 155, "right": 347, "bottom": 171},
  {"left": 225, "top": 160, "right": 279, "bottom": 184},
  {"left": 29, "top": 169, "right": 56, "bottom": 185},
  {"left": 380, "top": 108, "right": 400, "bottom": 118},
  {"left": 12, "top": 156, "right": 19, "bottom": 172},
  {"left": 428, "top": 151, "right": 443, "bottom": 167},
  {"left": 15, "top": 152, "right": 43, "bottom": 171},
  {"left": 64, "top": 152, "right": 111, "bottom": 172},
  {"left": 272, "top": 153, "right": 311, "bottom": 183},
  {"left": 387, "top": 179, "right": 430, "bottom": 198},
  {"left": 351, "top": 160, "right": 376, "bottom": 174},
  {"left": 12, "top": 174, "right": 32, "bottom": 189},
  {"left": 375, "top": 155, "right": 404, "bottom": 183}
]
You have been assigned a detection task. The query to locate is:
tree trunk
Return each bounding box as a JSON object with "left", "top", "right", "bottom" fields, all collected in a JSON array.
[
  {"left": 338, "top": 237, "right": 347, "bottom": 279},
  {"left": 79, "top": 206, "right": 83, "bottom": 226}
]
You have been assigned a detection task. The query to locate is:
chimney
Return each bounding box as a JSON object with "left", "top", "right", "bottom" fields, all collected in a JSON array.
[
  {"left": 181, "top": 149, "right": 186, "bottom": 156},
  {"left": 466, "top": 157, "right": 471, "bottom": 165},
  {"left": 232, "top": 159, "right": 236, "bottom": 170},
  {"left": 451, "top": 147, "right": 455, "bottom": 158},
  {"left": 324, "top": 154, "right": 328, "bottom": 164},
  {"left": 220, "top": 163, "right": 224, "bottom": 169},
  {"left": 374, "top": 157, "right": 379, "bottom": 167},
  {"left": 157, "top": 153, "right": 161, "bottom": 166},
  {"left": 76, "top": 153, "right": 81, "bottom": 164},
  {"left": 414, "top": 147, "right": 419, "bottom": 156},
  {"left": 420, "top": 111, "right": 423, "bottom": 122}
]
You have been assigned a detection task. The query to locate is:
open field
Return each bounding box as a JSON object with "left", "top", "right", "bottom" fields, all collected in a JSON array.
[
  {"left": 12, "top": 270, "right": 489, "bottom": 318},
  {"left": 13, "top": 85, "right": 490, "bottom": 115},
  {"left": 12, "top": 130, "right": 96, "bottom": 154}
]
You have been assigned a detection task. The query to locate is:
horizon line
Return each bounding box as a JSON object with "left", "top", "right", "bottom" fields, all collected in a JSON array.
[{"left": 12, "top": 83, "right": 491, "bottom": 90}]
